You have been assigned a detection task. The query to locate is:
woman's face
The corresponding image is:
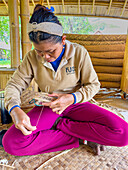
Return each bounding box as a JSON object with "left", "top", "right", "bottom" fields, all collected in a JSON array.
[{"left": 33, "top": 36, "right": 66, "bottom": 62}]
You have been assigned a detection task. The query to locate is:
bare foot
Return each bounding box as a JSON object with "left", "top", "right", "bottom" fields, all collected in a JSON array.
[{"left": 87, "top": 141, "right": 106, "bottom": 155}]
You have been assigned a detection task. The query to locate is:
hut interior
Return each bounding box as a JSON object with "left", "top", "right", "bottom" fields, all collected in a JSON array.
[{"left": 0, "top": 0, "right": 128, "bottom": 169}]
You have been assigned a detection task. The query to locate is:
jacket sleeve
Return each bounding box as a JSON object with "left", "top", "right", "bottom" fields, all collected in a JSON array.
[
  {"left": 4, "top": 53, "right": 34, "bottom": 111},
  {"left": 73, "top": 49, "right": 100, "bottom": 103}
]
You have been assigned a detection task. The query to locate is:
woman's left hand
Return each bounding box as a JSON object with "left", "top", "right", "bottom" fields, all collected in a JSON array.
[{"left": 41, "top": 93, "right": 74, "bottom": 114}]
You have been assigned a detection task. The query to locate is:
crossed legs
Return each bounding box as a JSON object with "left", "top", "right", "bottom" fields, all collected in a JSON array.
[{"left": 2, "top": 102, "right": 128, "bottom": 156}]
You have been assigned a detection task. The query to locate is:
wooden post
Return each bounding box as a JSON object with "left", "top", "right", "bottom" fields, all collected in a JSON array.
[
  {"left": 120, "top": 34, "right": 128, "bottom": 93},
  {"left": 20, "top": 0, "right": 32, "bottom": 59},
  {"left": 8, "top": 0, "right": 20, "bottom": 68}
]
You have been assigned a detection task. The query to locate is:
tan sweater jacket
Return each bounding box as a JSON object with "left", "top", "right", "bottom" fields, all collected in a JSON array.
[{"left": 4, "top": 40, "right": 100, "bottom": 111}]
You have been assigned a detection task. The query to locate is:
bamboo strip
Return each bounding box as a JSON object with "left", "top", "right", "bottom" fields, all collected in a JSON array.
[
  {"left": 95, "top": 91, "right": 121, "bottom": 99},
  {"left": 94, "top": 66, "right": 122, "bottom": 74},
  {"left": 84, "top": 44, "right": 125, "bottom": 52},
  {"left": 100, "top": 81, "right": 120, "bottom": 88},
  {"left": 97, "top": 73, "right": 121, "bottom": 82},
  {"left": 120, "top": 0, "right": 128, "bottom": 16},
  {"left": 107, "top": 0, "right": 112, "bottom": 15},
  {"left": 89, "top": 51, "right": 124, "bottom": 59},
  {"left": 70, "top": 40, "right": 125, "bottom": 46},
  {"left": 91, "top": 0, "right": 95, "bottom": 14},
  {"left": 91, "top": 58, "right": 123, "bottom": 66},
  {"left": 65, "top": 34, "right": 127, "bottom": 41}
]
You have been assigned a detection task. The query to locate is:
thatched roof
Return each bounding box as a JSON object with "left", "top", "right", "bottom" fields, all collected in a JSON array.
[{"left": 0, "top": 0, "right": 128, "bottom": 20}]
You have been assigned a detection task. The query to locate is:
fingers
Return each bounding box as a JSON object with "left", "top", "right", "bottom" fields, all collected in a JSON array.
[
  {"left": 48, "top": 93, "right": 59, "bottom": 97},
  {"left": 19, "top": 125, "right": 33, "bottom": 136},
  {"left": 15, "top": 120, "right": 37, "bottom": 136},
  {"left": 41, "top": 102, "right": 51, "bottom": 106},
  {"left": 23, "top": 121, "right": 37, "bottom": 131}
]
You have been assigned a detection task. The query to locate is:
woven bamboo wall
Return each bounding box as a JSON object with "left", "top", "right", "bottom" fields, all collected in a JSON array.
[
  {"left": 0, "top": 69, "right": 38, "bottom": 91},
  {"left": 0, "top": 69, "right": 14, "bottom": 90},
  {"left": 66, "top": 34, "right": 127, "bottom": 88}
]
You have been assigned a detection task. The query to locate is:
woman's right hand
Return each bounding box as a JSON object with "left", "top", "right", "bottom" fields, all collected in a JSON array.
[{"left": 10, "top": 107, "right": 36, "bottom": 135}]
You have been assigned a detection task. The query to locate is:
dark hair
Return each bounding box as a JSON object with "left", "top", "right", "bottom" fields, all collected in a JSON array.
[{"left": 29, "top": 4, "right": 62, "bottom": 44}]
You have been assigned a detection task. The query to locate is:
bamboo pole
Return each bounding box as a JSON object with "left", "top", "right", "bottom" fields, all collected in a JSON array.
[
  {"left": 91, "top": 0, "right": 95, "bottom": 14},
  {"left": 62, "top": 0, "right": 65, "bottom": 13},
  {"left": 78, "top": 0, "right": 80, "bottom": 14},
  {"left": 47, "top": 0, "right": 50, "bottom": 9},
  {"left": 8, "top": 0, "right": 20, "bottom": 68},
  {"left": 107, "top": 0, "right": 112, "bottom": 15},
  {"left": 120, "top": 33, "right": 128, "bottom": 93},
  {"left": 120, "top": 0, "right": 128, "bottom": 16},
  {"left": 20, "top": 0, "right": 32, "bottom": 59},
  {"left": 31, "top": 0, "right": 35, "bottom": 7}
]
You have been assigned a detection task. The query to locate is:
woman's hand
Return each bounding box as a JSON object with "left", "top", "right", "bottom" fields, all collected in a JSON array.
[
  {"left": 42, "top": 93, "right": 74, "bottom": 114},
  {"left": 10, "top": 107, "right": 36, "bottom": 135}
]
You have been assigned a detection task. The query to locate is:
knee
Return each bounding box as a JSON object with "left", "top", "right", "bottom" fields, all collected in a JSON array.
[
  {"left": 2, "top": 130, "right": 18, "bottom": 155},
  {"left": 118, "top": 123, "right": 128, "bottom": 147},
  {"left": 2, "top": 126, "right": 26, "bottom": 156}
]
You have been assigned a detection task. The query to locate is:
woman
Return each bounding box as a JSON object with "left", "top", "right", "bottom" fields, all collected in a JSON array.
[{"left": 2, "top": 4, "right": 128, "bottom": 156}]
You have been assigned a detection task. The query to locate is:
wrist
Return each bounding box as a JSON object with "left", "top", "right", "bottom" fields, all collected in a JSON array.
[
  {"left": 9, "top": 105, "right": 21, "bottom": 115},
  {"left": 71, "top": 93, "right": 76, "bottom": 104}
]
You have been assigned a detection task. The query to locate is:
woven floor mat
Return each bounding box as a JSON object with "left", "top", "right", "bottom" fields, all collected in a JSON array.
[
  {"left": 0, "top": 144, "right": 128, "bottom": 170},
  {"left": 0, "top": 146, "right": 63, "bottom": 170},
  {"left": 37, "top": 145, "right": 128, "bottom": 170}
]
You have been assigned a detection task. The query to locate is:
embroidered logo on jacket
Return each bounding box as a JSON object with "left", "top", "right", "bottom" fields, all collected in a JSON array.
[{"left": 66, "top": 66, "right": 76, "bottom": 75}]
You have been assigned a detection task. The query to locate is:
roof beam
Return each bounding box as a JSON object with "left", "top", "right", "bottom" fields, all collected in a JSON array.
[
  {"left": 47, "top": 0, "right": 50, "bottom": 9},
  {"left": 62, "top": 0, "right": 65, "bottom": 13},
  {"left": 91, "top": 0, "right": 95, "bottom": 14},
  {"left": 107, "top": 0, "right": 113, "bottom": 15},
  {"left": 2, "top": 0, "right": 8, "bottom": 10},
  {"left": 78, "top": 0, "right": 80, "bottom": 14},
  {"left": 120, "top": 0, "right": 128, "bottom": 16},
  {"left": 39, "top": 0, "right": 44, "bottom": 5},
  {"left": 31, "top": 0, "right": 35, "bottom": 7}
]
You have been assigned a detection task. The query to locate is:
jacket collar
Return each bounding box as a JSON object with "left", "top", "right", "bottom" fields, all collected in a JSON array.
[{"left": 35, "top": 40, "right": 75, "bottom": 65}]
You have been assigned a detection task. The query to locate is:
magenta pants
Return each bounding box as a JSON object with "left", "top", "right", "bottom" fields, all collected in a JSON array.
[{"left": 2, "top": 102, "right": 128, "bottom": 156}]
